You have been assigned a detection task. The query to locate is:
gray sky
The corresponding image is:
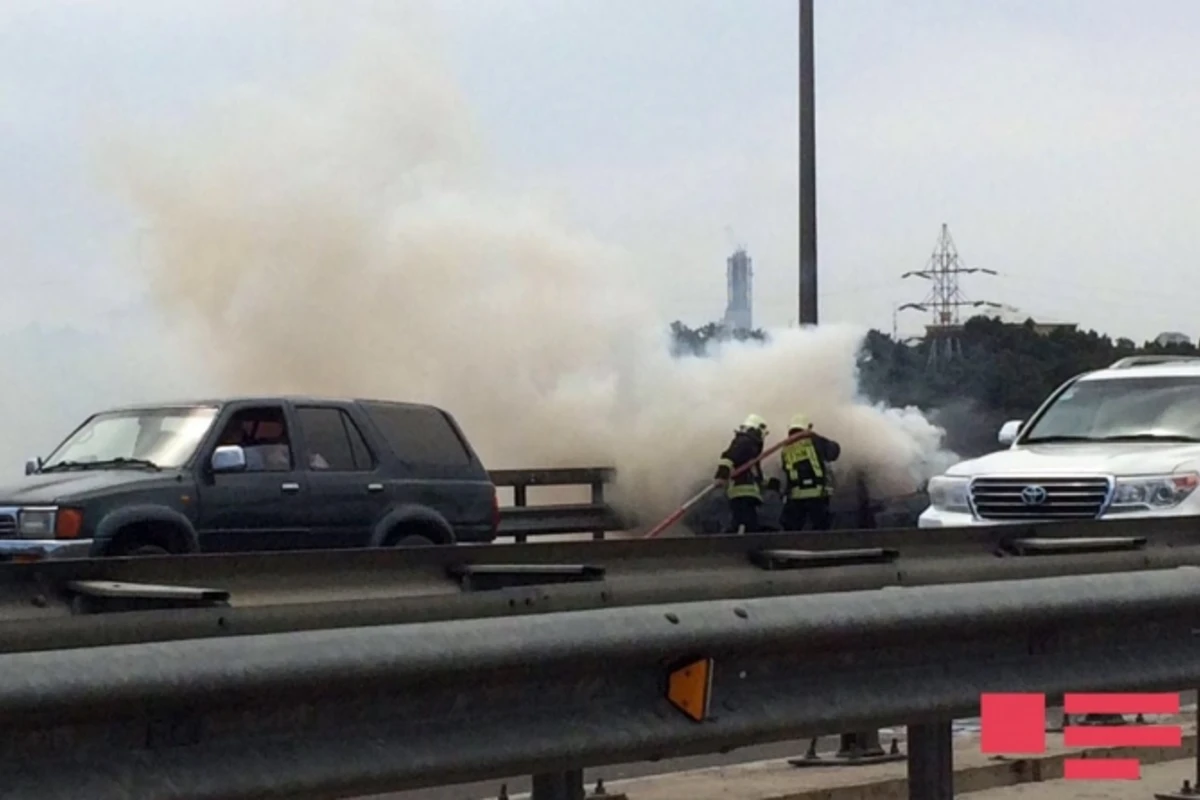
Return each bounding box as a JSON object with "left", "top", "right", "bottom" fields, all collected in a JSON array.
[
  {"left": 0, "top": 0, "right": 1198, "bottom": 456},
  {"left": 5, "top": 0, "right": 1198, "bottom": 337}
]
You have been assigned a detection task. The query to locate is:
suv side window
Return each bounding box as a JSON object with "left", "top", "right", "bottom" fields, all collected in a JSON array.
[
  {"left": 213, "top": 406, "right": 294, "bottom": 472},
  {"left": 362, "top": 403, "right": 471, "bottom": 465},
  {"left": 296, "top": 406, "right": 375, "bottom": 471}
]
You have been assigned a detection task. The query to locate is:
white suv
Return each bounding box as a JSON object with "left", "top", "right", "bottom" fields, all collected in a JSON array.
[{"left": 919, "top": 356, "right": 1200, "bottom": 528}]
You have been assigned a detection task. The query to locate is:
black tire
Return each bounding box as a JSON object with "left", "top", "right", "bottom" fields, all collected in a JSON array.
[
  {"left": 128, "top": 544, "right": 170, "bottom": 556},
  {"left": 392, "top": 533, "right": 436, "bottom": 548},
  {"left": 109, "top": 541, "right": 172, "bottom": 557}
]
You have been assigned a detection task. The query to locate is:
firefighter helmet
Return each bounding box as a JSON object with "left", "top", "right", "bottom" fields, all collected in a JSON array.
[{"left": 741, "top": 413, "right": 769, "bottom": 438}]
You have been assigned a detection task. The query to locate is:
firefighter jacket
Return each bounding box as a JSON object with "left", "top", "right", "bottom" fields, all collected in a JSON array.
[
  {"left": 714, "top": 430, "right": 765, "bottom": 501},
  {"left": 780, "top": 432, "right": 842, "bottom": 501}
]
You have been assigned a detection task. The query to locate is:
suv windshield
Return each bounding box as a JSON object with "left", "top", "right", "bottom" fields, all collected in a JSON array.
[
  {"left": 1022, "top": 376, "right": 1200, "bottom": 444},
  {"left": 40, "top": 406, "right": 220, "bottom": 471}
]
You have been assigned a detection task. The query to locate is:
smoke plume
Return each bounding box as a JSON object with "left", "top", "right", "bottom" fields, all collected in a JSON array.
[{"left": 105, "top": 16, "right": 958, "bottom": 524}]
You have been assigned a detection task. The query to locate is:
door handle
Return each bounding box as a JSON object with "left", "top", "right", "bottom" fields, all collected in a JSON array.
[
  {"left": 281, "top": 482, "right": 300, "bottom": 493},
  {"left": 367, "top": 483, "right": 383, "bottom": 493}
]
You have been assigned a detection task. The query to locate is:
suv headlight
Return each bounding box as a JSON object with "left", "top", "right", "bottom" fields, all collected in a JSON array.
[
  {"left": 18, "top": 507, "right": 57, "bottom": 538},
  {"left": 927, "top": 476, "right": 971, "bottom": 514},
  {"left": 1109, "top": 473, "right": 1200, "bottom": 512}
]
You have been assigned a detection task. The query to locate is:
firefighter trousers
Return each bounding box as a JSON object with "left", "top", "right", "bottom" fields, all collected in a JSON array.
[
  {"left": 726, "top": 496, "right": 762, "bottom": 533},
  {"left": 780, "top": 497, "right": 832, "bottom": 532}
]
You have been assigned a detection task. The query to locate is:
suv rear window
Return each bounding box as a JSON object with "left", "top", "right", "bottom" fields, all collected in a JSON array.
[{"left": 363, "top": 403, "right": 473, "bottom": 465}]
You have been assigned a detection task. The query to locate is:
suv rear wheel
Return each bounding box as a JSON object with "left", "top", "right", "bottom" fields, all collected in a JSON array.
[
  {"left": 392, "top": 533, "right": 435, "bottom": 547},
  {"left": 387, "top": 520, "right": 446, "bottom": 548}
]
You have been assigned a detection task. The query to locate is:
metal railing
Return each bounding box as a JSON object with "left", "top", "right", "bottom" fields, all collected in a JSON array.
[
  {"left": 3, "top": 567, "right": 1200, "bottom": 799},
  {"left": 489, "top": 467, "right": 626, "bottom": 540},
  {"left": 0, "top": 517, "right": 1191, "bottom": 655},
  {"left": 486, "top": 466, "right": 926, "bottom": 540}
]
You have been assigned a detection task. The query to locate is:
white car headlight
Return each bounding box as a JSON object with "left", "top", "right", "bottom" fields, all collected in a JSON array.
[
  {"left": 18, "top": 507, "right": 57, "bottom": 539},
  {"left": 1109, "top": 473, "right": 1200, "bottom": 512},
  {"left": 927, "top": 476, "right": 971, "bottom": 514}
]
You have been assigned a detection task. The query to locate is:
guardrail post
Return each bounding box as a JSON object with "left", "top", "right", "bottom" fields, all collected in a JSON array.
[
  {"left": 513, "top": 481, "right": 529, "bottom": 543},
  {"left": 790, "top": 475, "right": 902, "bottom": 771},
  {"left": 855, "top": 472, "right": 874, "bottom": 529},
  {"left": 531, "top": 769, "right": 585, "bottom": 800},
  {"left": 1147, "top": 687, "right": 1195, "bottom": 800},
  {"left": 590, "top": 478, "right": 606, "bottom": 540},
  {"left": 907, "top": 720, "right": 953, "bottom": 800}
]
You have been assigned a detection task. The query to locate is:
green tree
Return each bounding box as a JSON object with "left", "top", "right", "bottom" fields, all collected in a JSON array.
[{"left": 669, "top": 321, "right": 767, "bottom": 357}]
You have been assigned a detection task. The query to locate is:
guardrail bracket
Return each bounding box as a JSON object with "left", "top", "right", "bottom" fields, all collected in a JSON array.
[
  {"left": 66, "top": 580, "right": 230, "bottom": 614},
  {"left": 447, "top": 563, "right": 606, "bottom": 591},
  {"left": 789, "top": 731, "right": 905, "bottom": 768},
  {"left": 998, "top": 536, "right": 1147, "bottom": 557},
  {"left": 1155, "top": 781, "right": 1200, "bottom": 799},
  {"left": 749, "top": 548, "right": 899, "bottom": 571}
]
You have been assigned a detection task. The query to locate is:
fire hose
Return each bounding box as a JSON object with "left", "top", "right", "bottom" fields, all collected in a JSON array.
[{"left": 641, "top": 429, "right": 815, "bottom": 539}]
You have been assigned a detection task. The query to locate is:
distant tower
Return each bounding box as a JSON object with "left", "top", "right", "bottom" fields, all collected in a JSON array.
[
  {"left": 723, "top": 247, "right": 754, "bottom": 333},
  {"left": 899, "top": 223, "right": 1000, "bottom": 367}
]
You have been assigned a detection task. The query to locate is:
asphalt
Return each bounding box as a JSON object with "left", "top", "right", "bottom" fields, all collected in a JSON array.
[{"left": 368, "top": 731, "right": 900, "bottom": 800}]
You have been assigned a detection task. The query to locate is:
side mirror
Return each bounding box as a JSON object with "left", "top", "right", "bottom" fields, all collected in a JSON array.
[
  {"left": 997, "top": 419, "right": 1024, "bottom": 447},
  {"left": 211, "top": 444, "right": 247, "bottom": 473},
  {"left": 23, "top": 458, "right": 39, "bottom": 476}
]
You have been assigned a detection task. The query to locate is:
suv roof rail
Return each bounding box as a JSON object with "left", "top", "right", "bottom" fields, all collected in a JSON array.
[{"left": 1107, "top": 355, "right": 1200, "bottom": 369}]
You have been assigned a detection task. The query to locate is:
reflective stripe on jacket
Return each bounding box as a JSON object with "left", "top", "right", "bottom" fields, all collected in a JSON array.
[
  {"left": 714, "top": 432, "right": 764, "bottom": 501},
  {"left": 777, "top": 438, "right": 835, "bottom": 501}
]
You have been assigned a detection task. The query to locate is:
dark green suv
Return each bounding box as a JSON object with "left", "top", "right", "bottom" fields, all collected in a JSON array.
[{"left": 3, "top": 396, "right": 499, "bottom": 560}]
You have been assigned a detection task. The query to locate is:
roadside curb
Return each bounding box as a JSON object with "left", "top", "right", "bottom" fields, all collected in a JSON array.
[
  {"left": 710, "top": 736, "right": 1197, "bottom": 800},
  {"left": 583, "top": 721, "right": 1197, "bottom": 800}
]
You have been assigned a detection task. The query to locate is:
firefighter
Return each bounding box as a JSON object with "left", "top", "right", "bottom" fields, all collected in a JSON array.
[
  {"left": 776, "top": 412, "right": 841, "bottom": 531},
  {"left": 714, "top": 413, "right": 769, "bottom": 533}
]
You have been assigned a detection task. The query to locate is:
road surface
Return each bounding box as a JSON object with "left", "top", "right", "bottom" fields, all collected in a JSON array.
[
  {"left": 367, "top": 729, "right": 903, "bottom": 800},
  {"left": 367, "top": 698, "right": 1198, "bottom": 800}
]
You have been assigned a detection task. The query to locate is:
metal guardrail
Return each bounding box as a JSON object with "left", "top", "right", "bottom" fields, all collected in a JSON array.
[
  {"left": 0, "top": 517, "right": 1197, "bottom": 655},
  {"left": 4, "top": 568, "right": 1200, "bottom": 799},
  {"left": 489, "top": 467, "right": 625, "bottom": 540}
]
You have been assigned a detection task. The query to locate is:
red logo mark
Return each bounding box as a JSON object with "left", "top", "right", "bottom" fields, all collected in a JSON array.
[{"left": 980, "top": 692, "right": 1181, "bottom": 780}]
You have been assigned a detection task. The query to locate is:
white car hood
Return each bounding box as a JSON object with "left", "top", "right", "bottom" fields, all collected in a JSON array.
[{"left": 947, "top": 443, "right": 1200, "bottom": 478}]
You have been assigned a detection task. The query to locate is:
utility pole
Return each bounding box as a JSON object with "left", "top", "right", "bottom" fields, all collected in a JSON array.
[{"left": 798, "top": 0, "right": 818, "bottom": 326}]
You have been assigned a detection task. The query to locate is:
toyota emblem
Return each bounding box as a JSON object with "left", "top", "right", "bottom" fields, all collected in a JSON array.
[{"left": 1020, "top": 485, "right": 1048, "bottom": 505}]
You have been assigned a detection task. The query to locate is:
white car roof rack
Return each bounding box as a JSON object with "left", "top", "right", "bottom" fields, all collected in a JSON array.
[{"left": 1107, "top": 355, "right": 1200, "bottom": 369}]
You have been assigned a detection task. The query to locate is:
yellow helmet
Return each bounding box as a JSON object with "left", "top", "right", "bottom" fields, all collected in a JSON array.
[
  {"left": 789, "top": 413, "right": 812, "bottom": 431},
  {"left": 741, "top": 413, "right": 769, "bottom": 437}
]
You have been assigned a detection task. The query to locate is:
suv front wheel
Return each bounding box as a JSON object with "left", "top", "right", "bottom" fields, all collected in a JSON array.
[
  {"left": 113, "top": 543, "right": 171, "bottom": 557},
  {"left": 105, "top": 523, "right": 188, "bottom": 557}
]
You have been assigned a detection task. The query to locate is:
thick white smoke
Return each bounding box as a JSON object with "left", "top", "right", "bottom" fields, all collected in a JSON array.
[{"left": 102, "top": 14, "right": 957, "bottom": 524}]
